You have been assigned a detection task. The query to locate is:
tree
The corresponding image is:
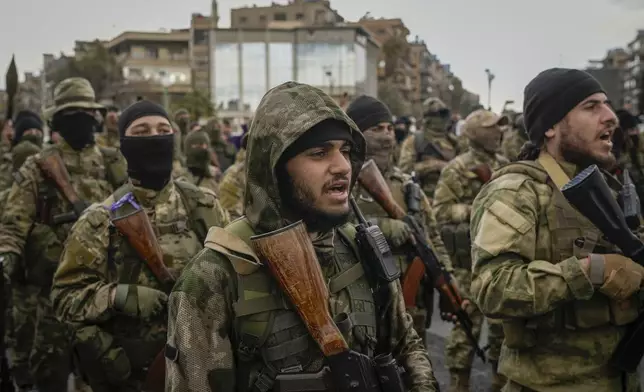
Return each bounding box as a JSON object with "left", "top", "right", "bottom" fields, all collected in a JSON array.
[
  {"left": 381, "top": 34, "right": 410, "bottom": 79},
  {"left": 49, "top": 40, "right": 123, "bottom": 99},
  {"left": 378, "top": 81, "right": 411, "bottom": 116},
  {"left": 171, "top": 89, "right": 215, "bottom": 120}
]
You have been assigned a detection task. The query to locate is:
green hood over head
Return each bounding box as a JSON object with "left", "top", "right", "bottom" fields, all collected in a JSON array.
[{"left": 244, "top": 82, "right": 366, "bottom": 234}]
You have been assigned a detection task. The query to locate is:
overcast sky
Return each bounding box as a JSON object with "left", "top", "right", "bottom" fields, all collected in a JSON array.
[{"left": 1, "top": 0, "right": 643, "bottom": 112}]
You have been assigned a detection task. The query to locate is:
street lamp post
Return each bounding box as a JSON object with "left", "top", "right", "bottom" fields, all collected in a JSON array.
[{"left": 485, "top": 68, "right": 495, "bottom": 110}]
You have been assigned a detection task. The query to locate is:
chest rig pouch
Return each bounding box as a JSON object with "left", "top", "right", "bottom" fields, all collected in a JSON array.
[
  {"left": 540, "top": 153, "right": 640, "bottom": 331},
  {"left": 204, "top": 218, "right": 378, "bottom": 392}
]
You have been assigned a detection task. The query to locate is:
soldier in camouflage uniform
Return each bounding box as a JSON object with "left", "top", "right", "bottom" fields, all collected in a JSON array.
[
  {"left": 398, "top": 97, "right": 460, "bottom": 198},
  {"left": 217, "top": 132, "right": 248, "bottom": 220},
  {"left": 433, "top": 109, "right": 509, "bottom": 392},
  {"left": 51, "top": 100, "right": 229, "bottom": 392},
  {"left": 165, "top": 82, "right": 439, "bottom": 392},
  {"left": 0, "top": 111, "right": 43, "bottom": 191},
  {"left": 0, "top": 77, "right": 127, "bottom": 392},
  {"left": 346, "top": 95, "right": 454, "bottom": 346},
  {"left": 470, "top": 68, "right": 643, "bottom": 391},
  {"left": 96, "top": 106, "right": 120, "bottom": 149},
  {"left": 0, "top": 118, "right": 14, "bottom": 159},
  {"left": 1, "top": 141, "right": 42, "bottom": 391},
  {"left": 501, "top": 113, "right": 528, "bottom": 162},
  {"left": 208, "top": 119, "right": 237, "bottom": 172},
  {"left": 182, "top": 130, "right": 220, "bottom": 194}
]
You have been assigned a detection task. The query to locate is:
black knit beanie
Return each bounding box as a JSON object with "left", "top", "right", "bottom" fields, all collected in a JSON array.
[
  {"left": 13, "top": 112, "right": 43, "bottom": 146},
  {"left": 118, "top": 100, "right": 169, "bottom": 138},
  {"left": 346, "top": 95, "right": 393, "bottom": 132},
  {"left": 523, "top": 68, "right": 605, "bottom": 144},
  {"left": 278, "top": 119, "right": 353, "bottom": 166}
]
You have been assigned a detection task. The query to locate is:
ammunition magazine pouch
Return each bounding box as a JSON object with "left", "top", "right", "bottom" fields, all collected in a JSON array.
[
  {"left": 205, "top": 218, "right": 380, "bottom": 392},
  {"left": 440, "top": 222, "right": 471, "bottom": 269}
]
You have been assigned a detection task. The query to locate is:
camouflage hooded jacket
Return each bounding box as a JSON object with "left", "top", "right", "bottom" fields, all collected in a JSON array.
[{"left": 166, "top": 82, "right": 437, "bottom": 392}]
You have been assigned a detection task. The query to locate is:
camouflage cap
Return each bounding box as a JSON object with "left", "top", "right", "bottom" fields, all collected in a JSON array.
[
  {"left": 422, "top": 97, "right": 448, "bottom": 114},
  {"left": 44, "top": 77, "right": 103, "bottom": 119},
  {"left": 463, "top": 109, "right": 509, "bottom": 131}
]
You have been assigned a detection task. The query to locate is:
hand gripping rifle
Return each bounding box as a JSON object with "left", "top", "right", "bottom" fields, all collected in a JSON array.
[
  {"left": 250, "top": 220, "right": 404, "bottom": 392},
  {"left": 357, "top": 159, "right": 487, "bottom": 363},
  {"left": 561, "top": 165, "right": 644, "bottom": 372},
  {"left": 36, "top": 152, "right": 90, "bottom": 225}
]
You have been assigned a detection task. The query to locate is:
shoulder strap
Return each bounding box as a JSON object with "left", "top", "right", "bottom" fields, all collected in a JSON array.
[
  {"left": 204, "top": 218, "right": 261, "bottom": 275},
  {"left": 536, "top": 151, "right": 570, "bottom": 188},
  {"left": 174, "top": 179, "right": 218, "bottom": 243}
]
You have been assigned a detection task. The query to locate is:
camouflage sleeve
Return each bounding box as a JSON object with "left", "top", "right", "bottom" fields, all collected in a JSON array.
[
  {"left": 386, "top": 279, "right": 439, "bottom": 391},
  {"left": 0, "top": 158, "right": 41, "bottom": 255},
  {"left": 166, "top": 249, "right": 236, "bottom": 392},
  {"left": 201, "top": 187, "right": 231, "bottom": 227},
  {"left": 397, "top": 135, "right": 416, "bottom": 173},
  {"left": 432, "top": 164, "right": 470, "bottom": 224},
  {"left": 469, "top": 175, "right": 594, "bottom": 319},
  {"left": 51, "top": 205, "right": 116, "bottom": 324},
  {"left": 218, "top": 165, "right": 244, "bottom": 220},
  {"left": 419, "top": 191, "right": 453, "bottom": 272}
]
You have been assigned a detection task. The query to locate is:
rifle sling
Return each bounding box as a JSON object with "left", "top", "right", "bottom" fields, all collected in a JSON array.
[{"left": 537, "top": 151, "right": 570, "bottom": 188}]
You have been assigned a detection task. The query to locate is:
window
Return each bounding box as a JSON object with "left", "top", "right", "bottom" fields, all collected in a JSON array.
[
  {"left": 146, "top": 47, "right": 158, "bottom": 59},
  {"left": 274, "top": 12, "right": 287, "bottom": 21},
  {"left": 239, "top": 16, "right": 248, "bottom": 24},
  {"left": 259, "top": 15, "right": 267, "bottom": 22},
  {"left": 296, "top": 13, "right": 305, "bottom": 20},
  {"left": 193, "top": 29, "right": 209, "bottom": 45}
]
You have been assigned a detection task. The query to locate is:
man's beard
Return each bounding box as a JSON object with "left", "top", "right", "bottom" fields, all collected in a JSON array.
[
  {"left": 559, "top": 122, "right": 616, "bottom": 171},
  {"left": 280, "top": 174, "right": 350, "bottom": 233}
]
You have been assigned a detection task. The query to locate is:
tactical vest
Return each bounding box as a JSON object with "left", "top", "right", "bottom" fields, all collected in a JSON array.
[
  {"left": 491, "top": 159, "right": 640, "bottom": 349},
  {"left": 413, "top": 131, "right": 457, "bottom": 163},
  {"left": 24, "top": 147, "right": 126, "bottom": 288},
  {"left": 93, "top": 180, "right": 216, "bottom": 375},
  {"left": 208, "top": 218, "right": 378, "bottom": 392},
  {"left": 107, "top": 179, "right": 219, "bottom": 277}
]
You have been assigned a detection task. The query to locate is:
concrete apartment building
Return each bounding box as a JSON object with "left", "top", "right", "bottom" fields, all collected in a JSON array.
[
  {"left": 105, "top": 30, "right": 192, "bottom": 107},
  {"left": 230, "top": 0, "right": 344, "bottom": 29},
  {"left": 586, "top": 48, "right": 630, "bottom": 109},
  {"left": 624, "top": 30, "right": 644, "bottom": 113},
  {"left": 210, "top": 25, "right": 379, "bottom": 117}
]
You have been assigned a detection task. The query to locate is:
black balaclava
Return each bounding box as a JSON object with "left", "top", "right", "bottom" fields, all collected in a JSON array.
[
  {"left": 184, "top": 130, "right": 211, "bottom": 175},
  {"left": 395, "top": 116, "right": 411, "bottom": 144},
  {"left": 346, "top": 95, "right": 395, "bottom": 172},
  {"left": 12, "top": 111, "right": 43, "bottom": 147},
  {"left": 51, "top": 109, "right": 99, "bottom": 151},
  {"left": 276, "top": 119, "right": 353, "bottom": 233},
  {"left": 118, "top": 100, "right": 174, "bottom": 191}
]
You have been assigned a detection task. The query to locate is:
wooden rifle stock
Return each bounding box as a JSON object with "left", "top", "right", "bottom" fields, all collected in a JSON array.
[
  {"left": 357, "top": 159, "right": 425, "bottom": 307},
  {"left": 357, "top": 160, "right": 406, "bottom": 220},
  {"left": 469, "top": 163, "right": 492, "bottom": 184},
  {"left": 37, "top": 152, "right": 82, "bottom": 207},
  {"left": 250, "top": 220, "right": 348, "bottom": 357},
  {"left": 110, "top": 200, "right": 176, "bottom": 289}
]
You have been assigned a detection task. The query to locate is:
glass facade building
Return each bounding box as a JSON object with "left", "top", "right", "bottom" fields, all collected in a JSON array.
[{"left": 211, "top": 27, "right": 378, "bottom": 114}]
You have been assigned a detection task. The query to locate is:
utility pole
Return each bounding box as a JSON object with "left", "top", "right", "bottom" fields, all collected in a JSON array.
[{"left": 485, "top": 68, "right": 495, "bottom": 110}]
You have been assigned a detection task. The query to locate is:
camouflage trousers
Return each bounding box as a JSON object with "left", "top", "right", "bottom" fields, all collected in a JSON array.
[
  {"left": 501, "top": 377, "right": 641, "bottom": 392},
  {"left": 30, "top": 295, "right": 74, "bottom": 392},
  {"left": 446, "top": 305, "right": 505, "bottom": 391},
  {"left": 7, "top": 284, "right": 39, "bottom": 387}
]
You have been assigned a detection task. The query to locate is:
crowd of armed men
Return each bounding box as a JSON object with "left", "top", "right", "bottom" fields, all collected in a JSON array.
[{"left": 0, "top": 66, "right": 642, "bottom": 392}]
